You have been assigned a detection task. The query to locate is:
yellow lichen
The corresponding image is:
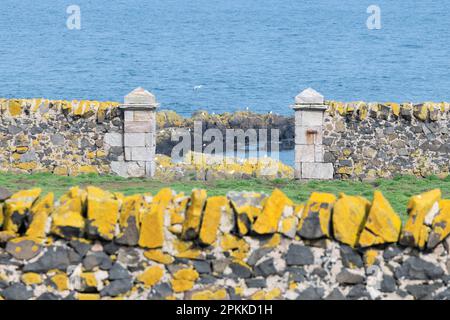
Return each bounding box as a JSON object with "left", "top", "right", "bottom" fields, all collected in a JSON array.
[
  {"left": 253, "top": 189, "right": 293, "bottom": 234},
  {"left": 137, "top": 266, "right": 164, "bottom": 288}
]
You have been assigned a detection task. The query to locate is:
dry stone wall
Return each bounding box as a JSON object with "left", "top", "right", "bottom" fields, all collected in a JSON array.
[
  {"left": 2, "top": 97, "right": 450, "bottom": 180},
  {"left": 0, "top": 186, "right": 450, "bottom": 300},
  {"left": 324, "top": 101, "right": 450, "bottom": 180},
  {"left": 0, "top": 98, "right": 123, "bottom": 175}
]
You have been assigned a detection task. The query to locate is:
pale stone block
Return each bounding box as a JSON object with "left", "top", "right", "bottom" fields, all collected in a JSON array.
[
  {"left": 295, "top": 125, "right": 322, "bottom": 145},
  {"left": 130, "top": 147, "right": 154, "bottom": 161},
  {"left": 301, "top": 162, "right": 334, "bottom": 180},
  {"left": 104, "top": 132, "right": 123, "bottom": 147},
  {"left": 145, "top": 133, "right": 155, "bottom": 147},
  {"left": 300, "top": 110, "right": 324, "bottom": 127},
  {"left": 124, "top": 133, "right": 146, "bottom": 147},
  {"left": 124, "top": 121, "right": 153, "bottom": 133},
  {"left": 124, "top": 110, "right": 134, "bottom": 122},
  {"left": 295, "top": 145, "right": 315, "bottom": 162},
  {"left": 145, "top": 161, "right": 155, "bottom": 177},
  {"left": 124, "top": 147, "right": 132, "bottom": 161},
  {"left": 295, "top": 111, "right": 302, "bottom": 127},
  {"left": 134, "top": 110, "right": 154, "bottom": 121},
  {"left": 111, "top": 161, "right": 146, "bottom": 178},
  {"left": 315, "top": 145, "right": 324, "bottom": 162}
]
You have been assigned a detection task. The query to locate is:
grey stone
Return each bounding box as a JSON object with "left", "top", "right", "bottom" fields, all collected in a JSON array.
[
  {"left": 324, "top": 288, "right": 346, "bottom": 300},
  {"left": 0, "top": 187, "right": 12, "bottom": 201},
  {"left": 50, "top": 134, "right": 65, "bottom": 146},
  {"left": 255, "top": 258, "right": 277, "bottom": 276},
  {"left": 193, "top": 260, "right": 211, "bottom": 274},
  {"left": 104, "top": 132, "right": 123, "bottom": 147},
  {"left": 246, "top": 248, "right": 272, "bottom": 266},
  {"left": 8, "top": 125, "right": 22, "bottom": 135},
  {"left": 336, "top": 269, "right": 365, "bottom": 285},
  {"left": 23, "top": 246, "right": 70, "bottom": 272},
  {"left": 69, "top": 240, "right": 91, "bottom": 257},
  {"left": 297, "top": 287, "right": 324, "bottom": 300},
  {"left": 100, "top": 279, "right": 133, "bottom": 297},
  {"left": 245, "top": 278, "right": 266, "bottom": 288},
  {"left": 124, "top": 87, "right": 158, "bottom": 107},
  {"left": 380, "top": 275, "right": 396, "bottom": 293},
  {"left": 1, "top": 283, "right": 33, "bottom": 300},
  {"left": 117, "top": 247, "right": 140, "bottom": 267},
  {"left": 6, "top": 238, "right": 42, "bottom": 260},
  {"left": 109, "top": 263, "right": 131, "bottom": 280},
  {"left": 287, "top": 267, "right": 307, "bottom": 282},
  {"left": 285, "top": 244, "right": 314, "bottom": 266},
  {"left": 346, "top": 284, "right": 370, "bottom": 300},
  {"left": 405, "top": 283, "right": 441, "bottom": 300},
  {"left": 149, "top": 283, "right": 172, "bottom": 300},
  {"left": 37, "top": 292, "right": 61, "bottom": 300},
  {"left": 103, "top": 242, "right": 120, "bottom": 255},
  {"left": 395, "top": 257, "right": 444, "bottom": 280},
  {"left": 340, "top": 245, "right": 363, "bottom": 268},
  {"left": 229, "top": 262, "right": 252, "bottom": 278},
  {"left": 83, "top": 252, "right": 113, "bottom": 271}
]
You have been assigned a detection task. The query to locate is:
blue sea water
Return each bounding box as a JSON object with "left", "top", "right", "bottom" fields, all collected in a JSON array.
[{"left": 1, "top": 0, "right": 450, "bottom": 116}]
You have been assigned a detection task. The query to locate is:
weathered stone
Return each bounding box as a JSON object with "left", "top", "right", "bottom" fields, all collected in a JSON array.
[
  {"left": 116, "top": 195, "right": 143, "bottom": 246},
  {"left": 427, "top": 199, "right": 450, "bottom": 249},
  {"left": 82, "top": 252, "right": 113, "bottom": 271},
  {"left": 380, "top": 275, "right": 396, "bottom": 293},
  {"left": 255, "top": 258, "right": 277, "bottom": 277},
  {"left": 86, "top": 186, "right": 120, "bottom": 241},
  {"left": 139, "top": 188, "right": 173, "bottom": 248},
  {"left": 297, "top": 287, "right": 324, "bottom": 300},
  {"left": 23, "top": 246, "right": 70, "bottom": 273},
  {"left": 253, "top": 189, "right": 293, "bottom": 235},
  {"left": 51, "top": 187, "right": 86, "bottom": 239},
  {"left": 0, "top": 187, "right": 12, "bottom": 201},
  {"left": 359, "top": 191, "right": 401, "bottom": 247},
  {"left": 245, "top": 278, "right": 266, "bottom": 288},
  {"left": 181, "top": 189, "right": 207, "bottom": 240},
  {"left": 395, "top": 257, "right": 444, "bottom": 280},
  {"left": 198, "top": 196, "right": 230, "bottom": 246},
  {"left": 297, "top": 192, "right": 336, "bottom": 239},
  {"left": 6, "top": 237, "right": 42, "bottom": 260},
  {"left": 400, "top": 189, "right": 441, "bottom": 249},
  {"left": 109, "top": 263, "right": 131, "bottom": 280},
  {"left": 1, "top": 283, "right": 33, "bottom": 300},
  {"left": 100, "top": 279, "right": 133, "bottom": 297},
  {"left": 229, "top": 261, "right": 253, "bottom": 279},
  {"left": 333, "top": 194, "right": 370, "bottom": 247},
  {"left": 285, "top": 244, "right": 314, "bottom": 266},
  {"left": 336, "top": 269, "right": 365, "bottom": 285}
]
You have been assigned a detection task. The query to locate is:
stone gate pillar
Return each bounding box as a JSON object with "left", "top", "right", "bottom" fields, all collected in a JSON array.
[
  {"left": 292, "top": 88, "right": 333, "bottom": 180},
  {"left": 120, "top": 87, "right": 159, "bottom": 177}
]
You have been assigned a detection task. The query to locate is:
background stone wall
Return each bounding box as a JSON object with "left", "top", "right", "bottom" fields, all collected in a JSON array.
[
  {"left": 323, "top": 101, "right": 450, "bottom": 180},
  {"left": 0, "top": 99, "right": 123, "bottom": 175},
  {"left": 2, "top": 98, "right": 450, "bottom": 180}
]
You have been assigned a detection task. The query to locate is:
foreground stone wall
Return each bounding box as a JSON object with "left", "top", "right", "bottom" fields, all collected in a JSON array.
[
  {"left": 324, "top": 101, "right": 450, "bottom": 179},
  {"left": 0, "top": 185, "right": 449, "bottom": 300}
]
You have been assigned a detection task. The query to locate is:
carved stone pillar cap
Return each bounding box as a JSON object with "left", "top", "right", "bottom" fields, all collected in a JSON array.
[
  {"left": 291, "top": 88, "right": 326, "bottom": 111},
  {"left": 121, "top": 87, "right": 159, "bottom": 110}
]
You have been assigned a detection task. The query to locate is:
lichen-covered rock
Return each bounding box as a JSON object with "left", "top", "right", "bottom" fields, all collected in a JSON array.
[
  {"left": 359, "top": 191, "right": 401, "bottom": 247},
  {"left": 181, "top": 189, "right": 207, "bottom": 240},
  {"left": 26, "top": 192, "right": 54, "bottom": 240},
  {"left": 297, "top": 192, "right": 336, "bottom": 239},
  {"left": 333, "top": 194, "right": 371, "bottom": 247},
  {"left": 116, "top": 195, "right": 144, "bottom": 246},
  {"left": 139, "top": 188, "right": 173, "bottom": 249},
  {"left": 171, "top": 268, "right": 199, "bottom": 292},
  {"left": 51, "top": 187, "right": 86, "bottom": 239},
  {"left": 400, "top": 189, "right": 441, "bottom": 249},
  {"left": 427, "top": 200, "right": 450, "bottom": 249},
  {"left": 6, "top": 237, "right": 42, "bottom": 260},
  {"left": 253, "top": 189, "right": 293, "bottom": 235},
  {"left": 86, "top": 186, "right": 120, "bottom": 241},
  {"left": 137, "top": 266, "right": 164, "bottom": 288},
  {"left": 227, "top": 191, "right": 266, "bottom": 236},
  {"left": 198, "top": 196, "right": 230, "bottom": 246},
  {"left": 3, "top": 188, "right": 41, "bottom": 233}
]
